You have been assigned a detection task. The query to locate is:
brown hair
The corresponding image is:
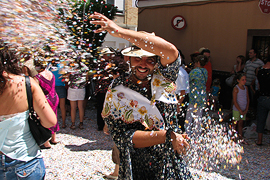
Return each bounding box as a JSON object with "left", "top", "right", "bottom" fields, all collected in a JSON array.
[
  {"left": 0, "top": 43, "right": 22, "bottom": 94},
  {"left": 194, "top": 55, "right": 208, "bottom": 67},
  {"left": 237, "top": 55, "right": 246, "bottom": 64},
  {"left": 233, "top": 72, "right": 246, "bottom": 87}
]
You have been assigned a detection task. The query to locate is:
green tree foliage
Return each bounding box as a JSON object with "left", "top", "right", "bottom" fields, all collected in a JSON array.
[{"left": 60, "top": 0, "right": 117, "bottom": 56}]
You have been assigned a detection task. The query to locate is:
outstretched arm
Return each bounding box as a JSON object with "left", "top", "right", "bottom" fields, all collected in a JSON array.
[{"left": 90, "top": 12, "right": 179, "bottom": 67}]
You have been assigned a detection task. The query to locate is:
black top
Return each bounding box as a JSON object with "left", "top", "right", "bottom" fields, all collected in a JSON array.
[{"left": 257, "top": 68, "right": 270, "bottom": 96}]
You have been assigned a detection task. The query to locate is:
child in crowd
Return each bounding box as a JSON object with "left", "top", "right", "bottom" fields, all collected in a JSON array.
[
  {"left": 232, "top": 73, "right": 249, "bottom": 144},
  {"left": 210, "top": 78, "right": 221, "bottom": 111}
]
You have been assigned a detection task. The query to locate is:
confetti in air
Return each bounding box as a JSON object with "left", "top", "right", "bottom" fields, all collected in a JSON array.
[
  {"left": 0, "top": 0, "right": 118, "bottom": 84},
  {"left": 0, "top": 0, "right": 244, "bottom": 176},
  {"left": 184, "top": 108, "right": 244, "bottom": 172}
]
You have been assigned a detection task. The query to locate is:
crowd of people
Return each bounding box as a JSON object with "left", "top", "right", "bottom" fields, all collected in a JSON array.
[{"left": 0, "top": 10, "right": 269, "bottom": 180}]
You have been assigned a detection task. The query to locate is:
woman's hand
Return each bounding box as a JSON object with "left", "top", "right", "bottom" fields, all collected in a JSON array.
[
  {"left": 239, "top": 110, "right": 244, "bottom": 116},
  {"left": 238, "top": 58, "right": 242, "bottom": 64},
  {"left": 170, "top": 132, "right": 190, "bottom": 155}
]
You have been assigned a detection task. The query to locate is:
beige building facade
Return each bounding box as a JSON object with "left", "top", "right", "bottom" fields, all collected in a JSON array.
[
  {"left": 137, "top": 0, "right": 270, "bottom": 71},
  {"left": 103, "top": 0, "right": 138, "bottom": 50}
]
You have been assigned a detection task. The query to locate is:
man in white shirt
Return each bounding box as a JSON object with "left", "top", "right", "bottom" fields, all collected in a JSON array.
[{"left": 175, "top": 64, "right": 190, "bottom": 132}]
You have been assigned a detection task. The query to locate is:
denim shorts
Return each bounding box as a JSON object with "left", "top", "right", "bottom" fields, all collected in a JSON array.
[
  {"left": 55, "top": 86, "right": 67, "bottom": 99},
  {"left": 0, "top": 154, "right": 45, "bottom": 180}
]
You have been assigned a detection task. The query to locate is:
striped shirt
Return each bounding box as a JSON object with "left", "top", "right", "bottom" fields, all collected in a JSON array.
[{"left": 243, "top": 58, "right": 264, "bottom": 85}]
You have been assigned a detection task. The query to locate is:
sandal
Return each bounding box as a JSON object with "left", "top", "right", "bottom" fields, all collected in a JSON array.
[
  {"left": 79, "top": 122, "right": 84, "bottom": 129},
  {"left": 70, "top": 123, "right": 76, "bottom": 130},
  {"left": 62, "top": 124, "right": 67, "bottom": 129},
  {"left": 239, "top": 139, "right": 249, "bottom": 145},
  {"left": 40, "top": 145, "right": 51, "bottom": 149},
  {"left": 255, "top": 141, "right": 263, "bottom": 146},
  {"left": 49, "top": 140, "right": 59, "bottom": 145},
  {"left": 104, "top": 174, "right": 118, "bottom": 179}
]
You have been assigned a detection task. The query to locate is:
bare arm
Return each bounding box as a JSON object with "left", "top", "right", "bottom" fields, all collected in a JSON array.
[
  {"left": 243, "top": 65, "right": 247, "bottom": 73},
  {"left": 30, "top": 77, "right": 57, "bottom": 128},
  {"left": 177, "top": 90, "right": 186, "bottom": 104},
  {"left": 232, "top": 87, "right": 243, "bottom": 114},
  {"left": 132, "top": 130, "right": 189, "bottom": 155},
  {"left": 236, "top": 60, "right": 243, "bottom": 73},
  {"left": 230, "top": 66, "right": 235, "bottom": 74},
  {"left": 90, "top": 12, "right": 179, "bottom": 67},
  {"left": 250, "top": 67, "right": 260, "bottom": 94},
  {"left": 239, "top": 63, "right": 245, "bottom": 72},
  {"left": 250, "top": 79, "right": 256, "bottom": 94}
]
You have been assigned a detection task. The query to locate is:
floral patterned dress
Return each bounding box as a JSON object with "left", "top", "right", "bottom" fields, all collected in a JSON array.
[
  {"left": 102, "top": 57, "right": 193, "bottom": 179},
  {"left": 189, "top": 67, "right": 208, "bottom": 108}
]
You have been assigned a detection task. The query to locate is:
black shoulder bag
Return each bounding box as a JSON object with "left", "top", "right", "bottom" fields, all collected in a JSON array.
[
  {"left": 25, "top": 76, "right": 52, "bottom": 146},
  {"left": 86, "top": 78, "right": 96, "bottom": 98}
]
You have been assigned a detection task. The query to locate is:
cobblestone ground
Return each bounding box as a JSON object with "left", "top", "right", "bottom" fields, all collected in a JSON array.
[{"left": 42, "top": 99, "right": 270, "bottom": 180}]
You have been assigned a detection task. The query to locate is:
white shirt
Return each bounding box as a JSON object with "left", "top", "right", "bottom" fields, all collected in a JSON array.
[{"left": 175, "top": 66, "right": 190, "bottom": 94}]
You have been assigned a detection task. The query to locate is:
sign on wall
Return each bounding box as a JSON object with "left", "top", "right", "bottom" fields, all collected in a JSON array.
[
  {"left": 171, "top": 15, "right": 186, "bottom": 30},
  {"left": 259, "top": 0, "right": 270, "bottom": 14}
]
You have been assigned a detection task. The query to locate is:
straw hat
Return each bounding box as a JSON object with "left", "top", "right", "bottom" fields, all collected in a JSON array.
[
  {"left": 99, "top": 47, "right": 115, "bottom": 54},
  {"left": 199, "top": 47, "right": 210, "bottom": 54},
  {"left": 121, "top": 31, "right": 156, "bottom": 58},
  {"left": 198, "top": 47, "right": 205, "bottom": 53},
  {"left": 121, "top": 45, "right": 156, "bottom": 58}
]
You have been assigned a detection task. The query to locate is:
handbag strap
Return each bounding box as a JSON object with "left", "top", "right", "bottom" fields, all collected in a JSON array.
[{"left": 25, "top": 76, "right": 34, "bottom": 113}]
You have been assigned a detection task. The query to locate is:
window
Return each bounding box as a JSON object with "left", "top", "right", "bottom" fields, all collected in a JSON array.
[
  {"left": 119, "top": 43, "right": 127, "bottom": 50},
  {"left": 107, "top": 0, "right": 124, "bottom": 14},
  {"left": 102, "top": 41, "right": 116, "bottom": 49}
]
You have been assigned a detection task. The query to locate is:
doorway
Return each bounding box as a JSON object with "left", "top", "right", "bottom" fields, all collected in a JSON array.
[
  {"left": 252, "top": 36, "right": 270, "bottom": 62},
  {"left": 247, "top": 29, "right": 270, "bottom": 62}
]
